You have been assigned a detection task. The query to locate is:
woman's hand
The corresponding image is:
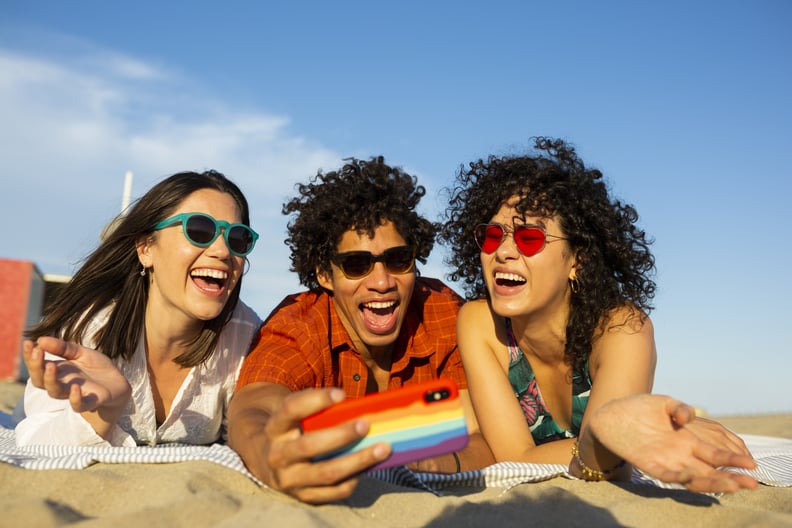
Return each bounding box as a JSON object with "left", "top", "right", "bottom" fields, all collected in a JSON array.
[{"left": 23, "top": 337, "right": 132, "bottom": 415}]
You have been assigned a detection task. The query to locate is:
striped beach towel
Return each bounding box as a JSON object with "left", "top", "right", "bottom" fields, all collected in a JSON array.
[{"left": 1, "top": 426, "right": 790, "bottom": 494}]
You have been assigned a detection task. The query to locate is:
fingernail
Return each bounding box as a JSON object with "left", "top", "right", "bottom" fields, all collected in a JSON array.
[
  {"left": 373, "top": 443, "right": 389, "bottom": 460},
  {"left": 354, "top": 420, "right": 368, "bottom": 435},
  {"left": 329, "top": 388, "right": 346, "bottom": 403}
]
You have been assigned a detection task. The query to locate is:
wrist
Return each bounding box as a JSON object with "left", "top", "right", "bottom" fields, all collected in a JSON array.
[
  {"left": 571, "top": 439, "right": 625, "bottom": 481},
  {"left": 451, "top": 451, "right": 461, "bottom": 473}
]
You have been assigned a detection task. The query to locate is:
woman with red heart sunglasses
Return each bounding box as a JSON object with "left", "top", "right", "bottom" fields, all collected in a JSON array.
[
  {"left": 439, "top": 137, "right": 757, "bottom": 493},
  {"left": 15, "top": 170, "right": 262, "bottom": 447}
]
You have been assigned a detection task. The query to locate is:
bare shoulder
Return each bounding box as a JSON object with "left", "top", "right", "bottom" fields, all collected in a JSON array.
[
  {"left": 603, "top": 304, "right": 654, "bottom": 336},
  {"left": 590, "top": 305, "right": 657, "bottom": 376},
  {"left": 457, "top": 299, "right": 503, "bottom": 360},
  {"left": 458, "top": 298, "right": 492, "bottom": 320}
]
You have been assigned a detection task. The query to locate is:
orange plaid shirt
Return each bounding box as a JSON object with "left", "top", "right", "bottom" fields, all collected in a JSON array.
[{"left": 237, "top": 277, "right": 466, "bottom": 398}]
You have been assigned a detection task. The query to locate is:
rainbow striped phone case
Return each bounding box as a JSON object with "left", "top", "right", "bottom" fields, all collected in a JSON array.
[{"left": 300, "top": 378, "right": 469, "bottom": 470}]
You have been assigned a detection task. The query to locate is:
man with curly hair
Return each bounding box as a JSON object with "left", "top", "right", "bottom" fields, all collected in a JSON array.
[{"left": 228, "top": 157, "right": 493, "bottom": 504}]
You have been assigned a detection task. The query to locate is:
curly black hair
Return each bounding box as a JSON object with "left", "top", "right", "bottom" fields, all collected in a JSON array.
[
  {"left": 283, "top": 156, "right": 438, "bottom": 290},
  {"left": 439, "top": 137, "right": 656, "bottom": 372}
]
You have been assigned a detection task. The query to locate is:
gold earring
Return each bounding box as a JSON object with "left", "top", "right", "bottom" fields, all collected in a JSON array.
[{"left": 569, "top": 277, "right": 579, "bottom": 294}]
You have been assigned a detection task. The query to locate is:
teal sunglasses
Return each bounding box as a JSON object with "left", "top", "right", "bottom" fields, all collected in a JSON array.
[{"left": 153, "top": 212, "right": 259, "bottom": 257}]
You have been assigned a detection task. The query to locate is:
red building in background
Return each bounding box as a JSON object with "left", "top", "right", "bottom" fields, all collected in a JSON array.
[{"left": 0, "top": 258, "right": 69, "bottom": 381}]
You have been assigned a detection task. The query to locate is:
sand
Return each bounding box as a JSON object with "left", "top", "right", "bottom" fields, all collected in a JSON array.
[{"left": 1, "top": 381, "right": 790, "bottom": 528}]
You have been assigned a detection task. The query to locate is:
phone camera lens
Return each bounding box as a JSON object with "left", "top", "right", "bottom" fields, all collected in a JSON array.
[{"left": 424, "top": 389, "right": 450, "bottom": 403}]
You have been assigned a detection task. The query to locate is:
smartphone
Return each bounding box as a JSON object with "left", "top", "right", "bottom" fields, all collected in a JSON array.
[{"left": 300, "top": 378, "right": 469, "bottom": 470}]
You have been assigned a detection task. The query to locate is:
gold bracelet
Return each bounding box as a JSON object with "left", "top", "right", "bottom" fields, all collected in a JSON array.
[{"left": 571, "top": 440, "right": 625, "bottom": 481}]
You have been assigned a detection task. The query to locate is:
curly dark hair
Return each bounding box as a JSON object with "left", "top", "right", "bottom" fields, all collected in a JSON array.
[
  {"left": 283, "top": 156, "right": 438, "bottom": 290},
  {"left": 439, "top": 137, "right": 656, "bottom": 372},
  {"left": 27, "top": 170, "right": 252, "bottom": 368}
]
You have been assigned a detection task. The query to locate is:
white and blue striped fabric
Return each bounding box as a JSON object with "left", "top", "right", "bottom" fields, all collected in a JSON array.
[{"left": 1, "top": 426, "right": 790, "bottom": 494}]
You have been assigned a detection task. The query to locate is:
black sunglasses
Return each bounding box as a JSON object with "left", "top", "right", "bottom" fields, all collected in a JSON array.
[{"left": 330, "top": 246, "right": 416, "bottom": 279}]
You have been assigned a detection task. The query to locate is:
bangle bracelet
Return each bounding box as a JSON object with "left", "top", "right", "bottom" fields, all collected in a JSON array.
[
  {"left": 571, "top": 440, "right": 625, "bottom": 481},
  {"left": 451, "top": 451, "right": 461, "bottom": 473}
]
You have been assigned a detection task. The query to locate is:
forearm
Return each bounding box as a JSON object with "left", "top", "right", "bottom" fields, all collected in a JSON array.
[
  {"left": 226, "top": 383, "right": 287, "bottom": 485},
  {"left": 454, "top": 432, "right": 494, "bottom": 472},
  {"left": 17, "top": 380, "right": 131, "bottom": 446},
  {"left": 79, "top": 404, "right": 128, "bottom": 441},
  {"left": 571, "top": 424, "right": 632, "bottom": 481}
]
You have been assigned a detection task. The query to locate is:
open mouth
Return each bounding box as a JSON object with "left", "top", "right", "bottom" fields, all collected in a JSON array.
[
  {"left": 361, "top": 299, "right": 399, "bottom": 333},
  {"left": 494, "top": 271, "right": 526, "bottom": 288},
  {"left": 191, "top": 268, "right": 228, "bottom": 292}
]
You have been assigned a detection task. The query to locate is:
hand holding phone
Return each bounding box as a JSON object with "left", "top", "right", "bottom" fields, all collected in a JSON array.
[{"left": 300, "top": 378, "right": 469, "bottom": 471}]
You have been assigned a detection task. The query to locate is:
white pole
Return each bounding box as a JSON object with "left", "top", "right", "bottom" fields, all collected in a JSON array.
[{"left": 121, "top": 171, "right": 133, "bottom": 213}]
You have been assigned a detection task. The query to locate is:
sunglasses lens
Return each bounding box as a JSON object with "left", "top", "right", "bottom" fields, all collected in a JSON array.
[
  {"left": 339, "top": 254, "right": 373, "bottom": 279},
  {"left": 184, "top": 215, "right": 217, "bottom": 245},
  {"left": 228, "top": 226, "right": 255, "bottom": 255},
  {"left": 384, "top": 247, "right": 415, "bottom": 273},
  {"left": 513, "top": 227, "right": 546, "bottom": 256},
  {"left": 475, "top": 224, "right": 504, "bottom": 254}
]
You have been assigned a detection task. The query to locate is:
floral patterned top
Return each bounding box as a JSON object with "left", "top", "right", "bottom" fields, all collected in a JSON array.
[{"left": 505, "top": 318, "right": 591, "bottom": 444}]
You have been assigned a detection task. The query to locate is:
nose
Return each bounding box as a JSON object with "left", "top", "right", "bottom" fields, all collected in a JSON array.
[
  {"left": 366, "top": 261, "right": 397, "bottom": 291},
  {"left": 205, "top": 229, "right": 232, "bottom": 258},
  {"left": 495, "top": 231, "right": 519, "bottom": 261}
]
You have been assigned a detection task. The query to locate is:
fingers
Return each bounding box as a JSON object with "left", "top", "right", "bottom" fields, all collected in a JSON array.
[
  {"left": 24, "top": 338, "right": 80, "bottom": 390},
  {"left": 269, "top": 414, "right": 391, "bottom": 480},
  {"left": 266, "top": 387, "right": 347, "bottom": 437},
  {"left": 255, "top": 387, "right": 392, "bottom": 503},
  {"left": 23, "top": 340, "right": 45, "bottom": 388},
  {"left": 26, "top": 340, "right": 90, "bottom": 403},
  {"left": 657, "top": 466, "right": 759, "bottom": 494},
  {"left": 692, "top": 441, "right": 757, "bottom": 470},
  {"left": 694, "top": 417, "right": 753, "bottom": 457},
  {"left": 273, "top": 439, "right": 391, "bottom": 496},
  {"left": 42, "top": 360, "right": 74, "bottom": 399},
  {"left": 35, "top": 337, "right": 84, "bottom": 361},
  {"left": 68, "top": 383, "right": 88, "bottom": 412},
  {"left": 666, "top": 398, "right": 695, "bottom": 427}
]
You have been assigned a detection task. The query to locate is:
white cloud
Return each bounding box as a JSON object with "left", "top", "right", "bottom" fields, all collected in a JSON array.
[{"left": 0, "top": 46, "right": 342, "bottom": 314}]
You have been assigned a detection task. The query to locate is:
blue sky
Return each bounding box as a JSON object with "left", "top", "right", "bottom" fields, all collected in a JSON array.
[{"left": 1, "top": 1, "right": 790, "bottom": 415}]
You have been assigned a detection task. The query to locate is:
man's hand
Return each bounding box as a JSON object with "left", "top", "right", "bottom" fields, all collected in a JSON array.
[
  {"left": 227, "top": 384, "right": 391, "bottom": 504},
  {"left": 587, "top": 393, "right": 758, "bottom": 494}
]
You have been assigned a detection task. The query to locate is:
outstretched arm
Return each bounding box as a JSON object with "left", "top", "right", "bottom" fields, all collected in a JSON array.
[
  {"left": 227, "top": 382, "right": 392, "bottom": 504},
  {"left": 21, "top": 337, "right": 132, "bottom": 441},
  {"left": 582, "top": 393, "right": 758, "bottom": 493}
]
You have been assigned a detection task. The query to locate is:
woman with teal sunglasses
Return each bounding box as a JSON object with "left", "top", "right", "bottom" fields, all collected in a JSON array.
[{"left": 15, "top": 170, "right": 262, "bottom": 447}]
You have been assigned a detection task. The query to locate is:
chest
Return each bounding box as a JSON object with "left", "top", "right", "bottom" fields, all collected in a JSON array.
[
  {"left": 529, "top": 360, "right": 574, "bottom": 428},
  {"left": 147, "top": 362, "right": 191, "bottom": 424}
]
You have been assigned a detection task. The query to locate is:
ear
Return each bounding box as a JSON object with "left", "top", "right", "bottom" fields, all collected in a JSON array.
[
  {"left": 136, "top": 234, "right": 153, "bottom": 269},
  {"left": 316, "top": 266, "right": 335, "bottom": 293},
  {"left": 568, "top": 256, "right": 581, "bottom": 282}
]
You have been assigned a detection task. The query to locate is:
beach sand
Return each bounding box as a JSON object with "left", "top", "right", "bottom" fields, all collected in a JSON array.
[{"left": 1, "top": 380, "right": 790, "bottom": 528}]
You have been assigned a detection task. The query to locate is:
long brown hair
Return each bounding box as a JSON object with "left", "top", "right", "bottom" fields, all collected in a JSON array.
[{"left": 27, "top": 170, "right": 252, "bottom": 367}]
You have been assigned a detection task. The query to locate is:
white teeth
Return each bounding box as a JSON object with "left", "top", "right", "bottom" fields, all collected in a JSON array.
[
  {"left": 364, "top": 300, "right": 396, "bottom": 309},
  {"left": 191, "top": 269, "right": 228, "bottom": 279},
  {"left": 495, "top": 272, "right": 525, "bottom": 283}
]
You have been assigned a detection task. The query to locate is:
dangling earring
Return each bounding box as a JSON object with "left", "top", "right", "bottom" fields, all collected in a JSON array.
[
  {"left": 569, "top": 277, "right": 579, "bottom": 294},
  {"left": 140, "top": 265, "right": 147, "bottom": 277}
]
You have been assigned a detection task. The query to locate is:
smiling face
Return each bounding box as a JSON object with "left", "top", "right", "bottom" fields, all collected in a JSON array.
[
  {"left": 481, "top": 198, "right": 578, "bottom": 322},
  {"left": 137, "top": 188, "right": 246, "bottom": 327},
  {"left": 317, "top": 220, "right": 416, "bottom": 360}
]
